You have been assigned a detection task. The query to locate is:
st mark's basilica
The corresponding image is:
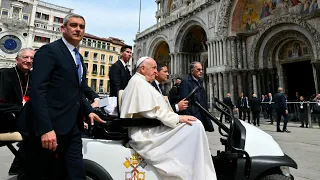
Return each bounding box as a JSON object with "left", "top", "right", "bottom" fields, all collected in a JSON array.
[{"left": 133, "top": 0, "right": 320, "bottom": 106}]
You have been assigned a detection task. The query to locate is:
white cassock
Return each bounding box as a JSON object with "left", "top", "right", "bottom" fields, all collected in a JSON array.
[{"left": 120, "top": 73, "right": 217, "bottom": 180}]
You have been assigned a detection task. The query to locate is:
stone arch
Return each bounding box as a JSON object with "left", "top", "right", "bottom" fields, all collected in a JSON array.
[
  {"left": 147, "top": 34, "right": 170, "bottom": 57},
  {"left": 250, "top": 16, "right": 320, "bottom": 69},
  {"left": 174, "top": 17, "right": 208, "bottom": 52}
]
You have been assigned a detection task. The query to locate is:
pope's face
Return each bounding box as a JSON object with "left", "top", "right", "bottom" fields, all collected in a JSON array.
[{"left": 141, "top": 59, "right": 157, "bottom": 82}]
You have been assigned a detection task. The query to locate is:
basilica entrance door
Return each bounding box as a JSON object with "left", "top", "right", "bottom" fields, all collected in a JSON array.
[{"left": 283, "top": 60, "right": 315, "bottom": 100}]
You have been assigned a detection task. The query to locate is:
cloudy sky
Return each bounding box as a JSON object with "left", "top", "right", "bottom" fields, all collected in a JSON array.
[{"left": 45, "top": 0, "right": 157, "bottom": 46}]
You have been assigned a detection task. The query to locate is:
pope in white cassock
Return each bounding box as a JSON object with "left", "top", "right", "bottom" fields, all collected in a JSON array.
[{"left": 120, "top": 57, "right": 217, "bottom": 180}]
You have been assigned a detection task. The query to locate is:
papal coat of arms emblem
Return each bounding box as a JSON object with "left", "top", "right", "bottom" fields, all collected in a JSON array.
[{"left": 123, "top": 153, "right": 147, "bottom": 180}]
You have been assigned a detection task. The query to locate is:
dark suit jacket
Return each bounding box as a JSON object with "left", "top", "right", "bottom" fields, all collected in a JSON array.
[
  {"left": 237, "top": 97, "right": 249, "bottom": 109},
  {"left": 0, "top": 67, "right": 26, "bottom": 132},
  {"left": 180, "top": 74, "right": 213, "bottom": 132},
  {"left": 151, "top": 81, "right": 178, "bottom": 113},
  {"left": 169, "top": 84, "right": 180, "bottom": 105},
  {"left": 223, "top": 97, "right": 234, "bottom": 109},
  {"left": 29, "top": 38, "right": 92, "bottom": 136},
  {"left": 249, "top": 97, "right": 261, "bottom": 112},
  {"left": 273, "top": 92, "right": 288, "bottom": 112},
  {"left": 109, "top": 60, "right": 131, "bottom": 97}
]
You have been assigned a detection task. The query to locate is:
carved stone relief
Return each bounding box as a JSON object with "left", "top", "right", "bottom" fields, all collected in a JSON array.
[{"left": 208, "top": 8, "right": 216, "bottom": 29}]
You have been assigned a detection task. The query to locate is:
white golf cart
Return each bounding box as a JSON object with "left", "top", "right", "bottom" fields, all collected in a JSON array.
[{"left": 83, "top": 87, "right": 297, "bottom": 180}]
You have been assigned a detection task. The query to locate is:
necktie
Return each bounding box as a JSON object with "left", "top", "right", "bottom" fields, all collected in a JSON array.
[
  {"left": 125, "top": 65, "right": 130, "bottom": 75},
  {"left": 73, "top": 48, "right": 82, "bottom": 83},
  {"left": 158, "top": 83, "right": 163, "bottom": 94}
]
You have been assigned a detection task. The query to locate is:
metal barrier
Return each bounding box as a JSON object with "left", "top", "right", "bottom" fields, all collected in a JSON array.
[{"left": 261, "top": 101, "right": 320, "bottom": 128}]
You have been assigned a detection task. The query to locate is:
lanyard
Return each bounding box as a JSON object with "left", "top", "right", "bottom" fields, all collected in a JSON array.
[{"left": 14, "top": 67, "right": 29, "bottom": 99}]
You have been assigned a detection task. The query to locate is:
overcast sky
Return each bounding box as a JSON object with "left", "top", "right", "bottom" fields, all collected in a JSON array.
[{"left": 45, "top": 0, "right": 157, "bottom": 46}]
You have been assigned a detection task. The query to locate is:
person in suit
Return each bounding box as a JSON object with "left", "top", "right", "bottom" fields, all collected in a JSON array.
[
  {"left": 23, "top": 14, "right": 105, "bottom": 179},
  {"left": 298, "top": 96, "right": 308, "bottom": 128},
  {"left": 109, "top": 45, "right": 132, "bottom": 97},
  {"left": 274, "top": 87, "right": 290, "bottom": 133},
  {"left": 223, "top": 93, "right": 236, "bottom": 123},
  {"left": 180, "top": 62, "right": 214, "bottom": 132},
  {"left": 0, "top": 48, "right": 34, "bottom": 175},
  {"left": 249, "top": 94, "right": 261, "bottom": 126},
  {"left": 151, "top": 62, "right": 188, "bottom": 113},
  {"left": 168, "top": 77, "right": 182, "bottom": 105},
  {"left": 266, "top": 93, "right": 274, "bottom": 124},
  {"left": 237, "top": 93, "right": 249, "bottom": 122}
]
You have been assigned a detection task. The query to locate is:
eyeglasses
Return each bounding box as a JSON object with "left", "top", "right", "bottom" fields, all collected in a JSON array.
[{"left": 196, "top": 68, "right": 203, "bottom": 71}]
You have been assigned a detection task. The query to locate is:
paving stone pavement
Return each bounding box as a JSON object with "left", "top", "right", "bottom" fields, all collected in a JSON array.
[{"left": 1, "top": 120, "right": 319, "bottom": 180}]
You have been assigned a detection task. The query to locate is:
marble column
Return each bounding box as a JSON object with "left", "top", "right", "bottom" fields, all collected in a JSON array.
[
  {"left": 219, "top": 40, "right": 223, "bottom": 66},
  {"left": 207, "top": 42, "right": 212, "bottom": 67},
  {"left": 247, "top": 72, "right": 253, "bottom": 97},
  {"left": 252, "top": 73, "right": 257, "bottom": 95},
  {"left": 242, "top": 38, "right": 247, "bottom": 69},
  {"left": 270, "top": 70, "right": 276, "bottom": 93},
  {"left": 312, "top": 64, "right": 319, "bottom": 93},
  {"left": 209, "top": 74, "right": 213, "bottom": 111},
  {"left": 257, "top": 73, "right": 261, "bottom": 96},
  {"left": 223, "top": 38, "right": 227, "bottom": 66},
  {"left": 216, "top": 41, "right": 220, "bottom": 66},
  {"left": 212, "top": 42, "right": 216, "bottom": 66},
  {"left": 227, "top": 39, "right": 232, "bottom": 66},
  {"left": 223, "top": 72, "right": 229, "bottom": 96},
  {"left": 229, "top": 73, "right": 234, "bottom": 103},
  {"left": 218, "top": 73, "right": 223, "bottom": 101},
  {"left": 210, "top": 42, "right": 214, "bottom": 67},
  {"left": 237, "top": 38, "right": 243, "bottom": 69},
  {"left": 213, "top": 73, "right": 218, "bottom": 99},
  {"left": 230, "top": 38, "right": 236, "bottom": 69},
  {"left": 261, "top": 73, "right": 266, "bottom": 95},
  {"left": 237, "top": 72, "right": 243, "bottom": 94},
  {"left": 170, "top": 53, "right": 174, "bottom": 74},
  {"left": 266, "top": 71, "right": 271, "bottom": 93}
]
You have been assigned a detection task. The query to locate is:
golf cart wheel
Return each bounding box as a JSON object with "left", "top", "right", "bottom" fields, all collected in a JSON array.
[{"left": 260, "top": 174, "right": 292, "bottom": 180}]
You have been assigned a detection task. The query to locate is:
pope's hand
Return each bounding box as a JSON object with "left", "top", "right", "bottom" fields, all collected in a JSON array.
[
  {"left": 88, "top": 112, "right": 106, "bottom": 125},
  {"left": 179, "top": 115, "right": 197, "bottom": 125},
  {"left": 41, "top": 130, "right": 57, "bottom": 151},
  {"left": 177, "top": 98, "right": 188, "bottom": 111}
]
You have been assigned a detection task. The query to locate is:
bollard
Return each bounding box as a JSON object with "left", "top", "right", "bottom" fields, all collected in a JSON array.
[{"left": 307, "top": 101, "right": 312, "bottom": 128}]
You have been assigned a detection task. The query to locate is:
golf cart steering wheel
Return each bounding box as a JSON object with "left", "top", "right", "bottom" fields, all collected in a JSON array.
[{"left": 184, "top": 86, "right": 200, "bottom": 101}]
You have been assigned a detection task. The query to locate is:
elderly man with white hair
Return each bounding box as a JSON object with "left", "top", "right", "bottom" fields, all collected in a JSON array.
[{"left": 120, "top": 57, "right": 217, "bottom": 180}]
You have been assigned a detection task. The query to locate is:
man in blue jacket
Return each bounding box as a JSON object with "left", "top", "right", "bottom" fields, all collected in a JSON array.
[{"left": 273, "top": 87, "right": 290, "bottom": 133}]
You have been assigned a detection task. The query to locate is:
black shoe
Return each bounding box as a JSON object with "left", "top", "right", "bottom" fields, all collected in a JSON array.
[
  {"left": 283, "top": 129, "right": 291, "bottom": 133},
  {"left": 269, "top": 122, "right": 273, "bottom": 125},
  {"left": 8, "top": 166, "right": 19, "bottom": 176},
  {"left": 258, "top": 124, "right": 260, "bottom": 126},
  {"left": 300, "top": 125, "right": 304, "bottom": 128},
  {"left": 277, "top": 129, "right": 283, "bottom": 132}
]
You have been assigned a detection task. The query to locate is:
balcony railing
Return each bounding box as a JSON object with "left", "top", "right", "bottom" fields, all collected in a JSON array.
[{"left": 92, "top": 71, "right": 97, "bottom": 75}]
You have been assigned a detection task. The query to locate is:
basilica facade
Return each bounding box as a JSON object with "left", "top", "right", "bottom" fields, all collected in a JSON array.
[{"left": 133, "top": 0, "right": 320, "bottom": 106}]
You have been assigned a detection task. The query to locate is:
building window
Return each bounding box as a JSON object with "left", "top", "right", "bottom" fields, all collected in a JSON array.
[
  {"left": 84, "top": 51, "right": 89, "bottom": 58},
  {"left": 102, "top": 42, "right": 106, "bottom": 49},
  {"left": 84, "top": 63, "right": 88, "bottom": 69},
  {"left": 97, "top": 41, "right": 101, "bottom": 48},
  {"left": 93, "top": 53, "right": 98, "bottom": 61},
  {"left": 112, "top": 47, "right": 116, "bottom": 51},
  {"left": 23, "top": 14, "right": 29, "bottom": 21},
  {"left": 109, "top": 56, "right": 113, "bottom": 63},
  {"left": 87, "top": 39, "right": 91, "bottom": 46},
  {"left": 54, "top": 16, "right": 63, "bottom": 23},
  {"left": 92, "top": 40, "right": 96, "bottom": 48},
  {"left": 107, "top": 43, "right": 110, "bottom": 50},
  {"left": 101, "top": 54, "right": 105, "bottom": 62},
  {"left": 100, "top": 65, "right": 105, "bottom": 76},
  {"left": 91, "top": 79, "right": 97, "bottom": 91},
  {"left": 92, "top": 64, "right": 97, "bottom": 75},
  {"left": 99, "top": 80, "right": 104, "bottom": 92},
  {"left": 1, "top": 9, "right": 9, "bottom": 16},
  {"left": 35, "top": 12, "right": 41, "bottom": 18},
  {"left": 41, "top": 13, "right": 49, "bottom": 20},
  {"left": 34, "top": 36, "right": 50, "bottom": 43}
]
